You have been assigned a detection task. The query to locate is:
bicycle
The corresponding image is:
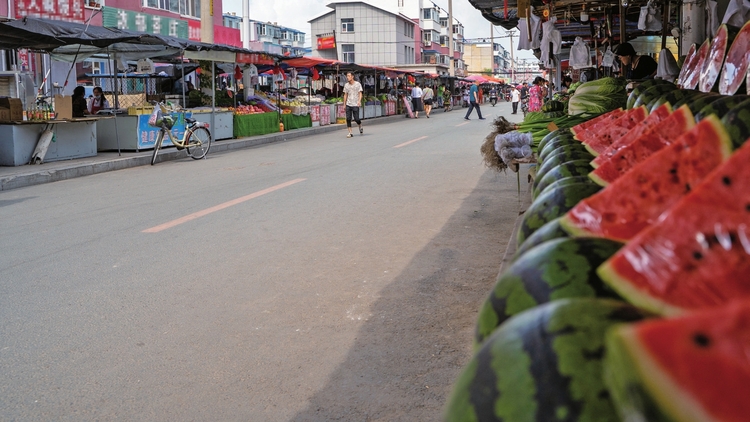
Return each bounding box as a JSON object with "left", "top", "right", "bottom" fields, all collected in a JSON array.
[{"left": 148, "top": 102, "right": 212, "bottom": 165}]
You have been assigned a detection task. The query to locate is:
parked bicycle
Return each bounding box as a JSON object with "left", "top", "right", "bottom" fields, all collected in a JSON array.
[{"left": 148, "top": 102, "right": 211, "bottom": 165}]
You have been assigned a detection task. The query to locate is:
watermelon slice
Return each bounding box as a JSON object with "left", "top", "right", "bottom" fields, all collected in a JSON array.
[
  {"left": 597, "top": 136, "right": 750, "bottom": 315},
  {"left": 588, "top": 105, "right": 696, "bottom": 185},
  {"left": 579, "top": 107, "right": 649, "bottom": 156},
  {"left": 591, "top": 103, "right": 673, "bottom": 168},
  {"left": 605, "top": 300, "right": 750, "bottom": 422},
  {"left": 570, "top": 108, "right": 625, "bottom": 138},
  {"left": 698, "top": 24, "right": 740, "bottom": 93},
  {"left": 676, "top": 43, "right": 697, "bottom": 87},
  {"left": 719, "top": 21, "right": 750, "bottom": 95},
  {"left": 560, "top": 115, "right": 732, "bottom": 241},
  {"left": 682, "top": 39, "right": 711, "bottom": 90}
]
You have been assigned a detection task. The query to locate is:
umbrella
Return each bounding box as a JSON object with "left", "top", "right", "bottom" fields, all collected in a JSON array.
[{"left": 465, "top": 74, "right": 489, "bottom": 83}]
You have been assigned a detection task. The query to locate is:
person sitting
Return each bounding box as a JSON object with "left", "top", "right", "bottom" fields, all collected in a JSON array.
[
  {"left": 87, "top": 86, "right": 110, "bottom": 115},
  {"left": 614, "top": 42, "right": 657, "bottom": 80},
  {"left": 71, "top": 86, "right": 88, "bottom": 118}
]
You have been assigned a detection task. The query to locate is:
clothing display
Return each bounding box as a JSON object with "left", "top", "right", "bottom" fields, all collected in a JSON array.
[
  {"left": 517, "top": 12, "right": 542, "bottom": 51},
  {"left": 540, "top": 17, "right": 562, "bottom": 68}
]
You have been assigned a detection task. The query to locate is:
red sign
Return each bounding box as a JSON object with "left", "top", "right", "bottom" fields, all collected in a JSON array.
[
  {"left": 15, "top": 0, "right": 85, "bottom": 22},
  {"left": 317, "top": 36, "right": 336, "bottom": 50},
  {"left": 320, "top": 105, "right": 330, "bottom": 126},
  {"left": 18, "top": 49, "right": 30, "bottom": 71},
  {"left": 237, "top": 53, "right": 276, "bottom": 65},
  {"left": 310, "top": 105, "right": 320, "bottom": 123}
]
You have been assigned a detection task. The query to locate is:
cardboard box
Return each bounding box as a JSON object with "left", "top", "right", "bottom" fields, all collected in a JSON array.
[
  {"left": 0, "top": 107, "right": 10, "bottom": 122},
  {"left": 0, "top": 98, "right": 23, "bottom": 121},
  {"left": 54, "top": 95, "right": 72, "bottom": 120}
]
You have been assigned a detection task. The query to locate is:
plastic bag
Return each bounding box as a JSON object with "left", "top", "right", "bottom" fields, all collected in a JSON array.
[
  {"left": 656, "top": 49, "right": 680, "bottom": 81},
  {"left": 602, "top": 46, "right": 616, "bottom": 67},
  {"left": 494, "top": 131, "right": 533, "bottom": 165},
  {"left": 147, "top": 106, "right": 163, "bottom": 127},
  {"left": 570, "top": 37, "right": 592, "bottom": 69},
  {"left": 638, "top": 0, "right": 663, "bottom": 31}
]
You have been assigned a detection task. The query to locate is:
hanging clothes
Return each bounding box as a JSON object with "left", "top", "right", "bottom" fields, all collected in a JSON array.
[
  {"left": 706, "top": 0, "right": 721, "bottom": 38},
  {"left": 569, "top": 37, "right": 592, "bottom": 69},
  {"left": 540, "top": 17, "right": 562, "bottom": 68},
  {"left": 722, "top": 0, "right": 750, "bottom": 27},
  {"left": 517, "top": 12, "right": 542, "bottom": 51}
]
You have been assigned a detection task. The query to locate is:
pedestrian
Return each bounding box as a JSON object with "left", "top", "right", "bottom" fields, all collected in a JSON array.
[
  {"left": 442, "top": 84, "right": 452, "bottom": 111},
  {"left": 511, "top": 85, "right": 520, "bottom": 114},
  {"left": 411, "top": 82, "right": 424, "bottom": 118},
  {"left": 436, "top": 84, "right": 444, "bottom": 108},
  {"left": 464, "top": 80, "right": 485, "bottom": 120},
  {"left": 343, "top": 72, "right": 363, "bottom": 138},
  {"left": 528, "top": 76, "right": 545, "bottom": 112},
  {"left": 520, "top": 82, "right": 529, "bottom": 100},
  {"left": 422, "top": 84, "right": 434, "bottom": 118}
]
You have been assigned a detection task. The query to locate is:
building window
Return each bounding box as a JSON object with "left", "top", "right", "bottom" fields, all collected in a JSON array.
[
  {"left": 258, "top": 24, "right": 267, "bottom": 36},
  {"left": 341, "top": 18, "right": 354, "bottom": 33},
  {"left": 85, "top": 0, "right": 104, "bottom": 9},
  {"left": 440, "top": 35, "right": 448, "bottom": 46},
  {"left": 439, "top": 17, "right": 448, "bottom": 27},
  {"left": 403, "top": 21, "right": 413, "bottom": 38},
  {"left": 342, "top": 44, "right": 355, "bottom": 62}
]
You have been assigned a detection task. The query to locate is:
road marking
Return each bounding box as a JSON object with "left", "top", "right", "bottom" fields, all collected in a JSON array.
[
  {"left": 393, "top": 136, "right": 428, "bottom": 148},
  {"left": 455, "top": 122, "right": 470, "bottom": 127},
  {"left": 142, "top": 178, "right": 307, "bottom": 233}
]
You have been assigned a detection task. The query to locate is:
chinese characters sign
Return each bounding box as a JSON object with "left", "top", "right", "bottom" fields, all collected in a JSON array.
[
  {"left": 317, "top": 36, "right": 336, "bottom": 50},
  {"left": 15, "top": 0, "right": 85, "bottom": 22},
  {"left": 102, "top": 7, "right": 188, "bottom": 39}
]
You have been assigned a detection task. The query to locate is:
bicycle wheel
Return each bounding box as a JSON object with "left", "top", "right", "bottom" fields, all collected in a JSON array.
[
  {"left": 151, "top": 130, "right": 163, "bottom": 165},
  {"left": 186, "top": 127, "right": 211, "bottom": 160}
]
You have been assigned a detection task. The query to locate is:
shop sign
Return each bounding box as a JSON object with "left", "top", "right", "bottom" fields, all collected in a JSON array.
[
  {"left": 136, "top": 113, "right": 189, "bottom": 150},
  {"left": 15, "top": 0, "right": 85, "bottom": 22},
  {"left": 102, "top": 7, "right": 188, "bottom": 39},
  {"left": 310, "top": 105, "right": 320, "bottom": 123},
  {"left": 237, "top": 53, "right": 276, "bottom": 66},
  {"left": 188, "top": 20, "right": 201, "bottom": 41},
  {"left": 320, "top": 105, "right": 330, "bottom": 126},
  {"left": 317, "top": 36, "right": 336, "bottom": 50},
  {"left": 18, "top": 49, "right": 30, "bottom": 71}
]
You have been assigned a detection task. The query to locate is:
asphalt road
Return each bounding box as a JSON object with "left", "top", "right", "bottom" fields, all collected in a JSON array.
[{"left": 0, "top": 101, "right": 525, "bottom": 421}]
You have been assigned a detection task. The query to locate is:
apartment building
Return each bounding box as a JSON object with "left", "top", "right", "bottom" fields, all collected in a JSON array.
[{"left": 223, "top": 13, "right": 306, "bottom": 57}]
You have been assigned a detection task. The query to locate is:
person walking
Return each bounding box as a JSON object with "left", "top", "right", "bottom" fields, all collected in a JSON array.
[
  {"left": 464, "top": 80, "right": 485, "bottom": 120},
  {"left": 411, "top": 82, "right": 424, "bottom": 118},
  {"left": 422, "top": 84, "right": 434, "bottom": 118},
  {"left": 528, "top": 76, "right": 545, "bottom": 112},
  {"left": 442, "top": 85, "right": 452, "bottom": 111},
  {"left": 510, "top": 86, "right": 520, "bottom": 114},
  {"left": 343, "top": 72, "right": 363, "bottom": 138}
]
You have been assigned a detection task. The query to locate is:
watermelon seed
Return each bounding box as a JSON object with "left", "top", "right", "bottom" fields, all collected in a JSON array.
[
  {"left": 685, "top": 183, "right": 691, "bottom": 192},
  {"left": 745, "top": 204, "right": 750, "bottom": 212},
  {"left": 669, "top": 168, "right": 677, "bottom": 174},
  {"left": 722, "top": 176, "right": 732, "bottom": 186},
  {"left": 693, "top": 333, "right": 711, "bottom": 348},
  {"left": 692, "top": 251, "right": 703, "bottom": 260}
]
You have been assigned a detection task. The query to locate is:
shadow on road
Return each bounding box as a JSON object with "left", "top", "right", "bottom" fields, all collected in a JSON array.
[{"left": 290, "top": 169, "right": 525, "bottom": 422}]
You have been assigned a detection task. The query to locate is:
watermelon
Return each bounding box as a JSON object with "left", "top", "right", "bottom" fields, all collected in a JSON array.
[
  {"left": 591, "top": 103, "right": 674, "bottom": 168},
  {"left": 538, "top": 144, "right": 593, "bottom": 174},
  {"left": 531, "top": 159, "right": 593, "bottom": 199},
  {"left": 719, "top": 20, "right": 750, "bottom": 95},
  {"left": 532, "top": 174, "right": 598, "bottom": 201},
  {"left": 588, "top": 105, "right": 696, "bottom": 186},
  {"left": 679, "top": 92, "right": 723, "bottom": 114},
  {"left": 538, "top": 136, "right": 582, "bottom": 162},
  {"left": 570, "top": 109, "right": 624, "bottom": 138},
  {"left": 676, "top": 43, "right": 698, "bottom": 87},
  {"left": 682, "top": 39, "right": 711, "bottom": 90},
  {"left": 597, "top": 129, "right": 750, "bottom": 315},
  {"left": 626, "top": 79, "right": 674, "bottom": 109},
  {"left": 698, "top": 24, "right": 740, "bottom": 93},
  {"left": 513, "top": 217, "right": 569, "bottom": 259},
  {"left": 476, "top": 238, "right": 624, "bottom": 345},
  {"left": 719, "top": 98, "right": 750, "bottom": 147},
  {"left": 560, "top": 115, "right": 732, "bottom": 241},
  {"left": 538, "top": 128, "right": 572, "bottom": 152},
  {"left": 605, "top": 301, "right": 750, "bottom": 422},
  {"left": 446, "top": 299, "right": 648, "bottom": 422},
  {"left": 519, "top": 182, "right": 601, "bottom": 247},
  {"left": 579, "top": 107, "right": 649, "bottom": 155},
  {"left": 693, "top": 95, "right": 750, "bottom": 121},
  {"left": 647, "top": 89, "right": 703, "bottom": 113},
  {"left": 631, "top": 84, "right": 678, "bottom": 110}
]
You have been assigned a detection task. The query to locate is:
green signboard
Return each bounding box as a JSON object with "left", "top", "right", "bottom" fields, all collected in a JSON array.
[{"left": 102, "top": 7, "right": 188, "bottom": 39}]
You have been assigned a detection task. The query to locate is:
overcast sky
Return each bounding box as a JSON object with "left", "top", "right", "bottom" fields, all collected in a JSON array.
[{"left": 224, "top": 0, "right": 536, "bottom": 60}]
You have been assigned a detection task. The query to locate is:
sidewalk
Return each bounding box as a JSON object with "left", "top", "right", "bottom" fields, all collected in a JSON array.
[{"left": 0, "top": 114, "right": 405, "bottom": 192}]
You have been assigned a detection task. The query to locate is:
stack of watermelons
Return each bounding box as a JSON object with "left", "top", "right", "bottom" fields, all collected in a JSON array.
[{"left": 450, "top": 28, "right": 750, "bottom": 419}]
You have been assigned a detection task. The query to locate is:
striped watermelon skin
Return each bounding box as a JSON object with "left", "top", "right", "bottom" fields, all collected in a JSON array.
[
  {"left": 597, "top": 136, "right": 750, "bottom": 315},
  {"left": 537, "top": 129, "right": 574, "bottom": 154},
  {"left": 561, "top": 115, "right": 732, "bottom": 241},
  {"left": 631, "top": 84, "right": 678, "bottom": 110},
  {"left": 446, "top": 299, "right": 648, "bottom": 422},
  {"left": 532, "top": 173, "right": 598, "bottom": 201},
  {"left": 536, "top": 147, "right": 594, "bottom": 181},
  {"left": 588, "top": 105, "right": 696, "bottom": 186},
  {"left": 476, "top": 238, "right": 623, "bottom": 345},
  {"left": 538, "top": 136, "right": 583, "bottom": 162},
  {"left": 694, "top": 95, "right": 750, "bottom": 121},
  {"left": 532, "top": 160, "right": 594, "bottom": 200},
  {"left": 648, "top": 89, "right": 704, "bottom": 113},
  {"left": 626, "top": 79, "right": 674, "bottom": 109},
  {"left": 513, "top": 217, "right": 570, "bottom": 260},
  {"left": 605, "top": 301, "right": 750, "bottom": 422}
]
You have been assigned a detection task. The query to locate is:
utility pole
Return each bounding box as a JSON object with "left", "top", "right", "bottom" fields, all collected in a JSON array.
[
  {"left": 490, "top": 23, "right": 495, "bottom": 76},
  {"left": 507, "top": 30, "right": 516, "bottom": 83},
  {"left": 448, "top": 0, "right": 454, "bottom": 76}
]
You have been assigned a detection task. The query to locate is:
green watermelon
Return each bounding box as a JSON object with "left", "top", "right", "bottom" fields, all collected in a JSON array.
[
  {"left": 647, "top": 89, "right": 704, "bottom": 113},
  {"left": 446, "top": 298, "right": 648, "bottom": 422},
  {"left": 570, "top": 109, "right": 624, "bottom": 138},
  {"left": 538, "top": 145, "right": 593, "bottom": 174},
  {"left": 680, "top": 92, "right": 723, "bottom": 114},
  {"left": 605, "top": 301, "right": 750, "bottom": 422},
  {"left": 477, "top": 237, "right": 624, "bottom": 345},
  {"left": 693, "top": 95, "right": 750, "bottom": 121},
  {"left": 597, "top": 137, "right": 750, "bottom": 315},
  {"left": 513, "top": 217, "right": 569, "bottom": 259},
  {"left": 532, "top": 174, "right": 598, "bottom": 201},
  {"left": 579, "top": 107, "right": 649, "bottom": 156},
  {"left": 560, "top": 115, "right": 732, "bottom": 241},
  {"left": 627, "top": 79, "right": 675, "bottom": 109},
  {"left": 588, "top": 105, "right": 696, "bottom": 186},
  {"left": 532, "top": 160, "right": 593, "bottom": 199},
  {"left": 717, "top": 98, "right": 750, "bottom": 147},
  {"left": 538, "top": 128, "right": 573, "bottom": 153},
  {"left": 542, "top": 100, "right": 565, "bottom": 112},
  {"left": 538, "top": 136, "right": 581, "bottom": 162},
  {"left": 631, "top": 84, "right": 678, "bottom": 110}
]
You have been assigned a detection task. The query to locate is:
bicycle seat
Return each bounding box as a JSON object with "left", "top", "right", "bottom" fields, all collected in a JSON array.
[{"left": 185, "top": 117, "right": 196, "bottom": 124}]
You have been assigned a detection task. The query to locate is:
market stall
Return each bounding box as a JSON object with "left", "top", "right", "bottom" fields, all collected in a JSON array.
[{"left": 0, "top": 118, "right": 102, "bottom": 166}]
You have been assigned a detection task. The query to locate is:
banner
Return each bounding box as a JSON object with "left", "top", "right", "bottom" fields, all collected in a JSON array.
[
  {"left": 237, "top": 53, "right": 276, "bottom": 65},
  {"left": 317, "top": 36, "right": 336, "bottom": 50},
  {"left": 102, "top": 7, "right": 188, "bottom": 39}
]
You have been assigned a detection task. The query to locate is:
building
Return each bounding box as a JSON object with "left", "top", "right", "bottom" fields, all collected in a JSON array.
[
  {"left": 223, "top": 13, "right": 306, "bottom": 57},
  {"left": 463, "top": 40, "right": 514, "bottom": 79},
  {"left": 308, "top": 0, "right": 465, "bottom": 76}
]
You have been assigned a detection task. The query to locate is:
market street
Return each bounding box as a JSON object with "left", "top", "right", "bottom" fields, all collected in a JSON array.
[{"left": 0, "top": 101, "right": 523, "bottom": 421}]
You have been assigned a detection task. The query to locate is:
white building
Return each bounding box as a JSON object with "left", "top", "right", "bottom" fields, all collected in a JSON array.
[{"left": 224, "top": 13, "right": 306, "bottom": 56}]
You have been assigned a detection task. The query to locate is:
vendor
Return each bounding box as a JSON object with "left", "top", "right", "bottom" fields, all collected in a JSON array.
[
  {"left": 87, "top": 86, "right": 110, "bottom": 115},
  {"left": 614, "top": 42, "right": 657, "bottom": 80},
  {"left": 72, "top": 86, "right": 88, "bottom": 118}
]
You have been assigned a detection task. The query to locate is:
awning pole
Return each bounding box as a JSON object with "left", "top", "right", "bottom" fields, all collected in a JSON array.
[
  {"left": 211, "top": 60, "right": 216, "bottom": 142},
  {"left": 108, "top": 49, "right": 121, "bottom": 156}
]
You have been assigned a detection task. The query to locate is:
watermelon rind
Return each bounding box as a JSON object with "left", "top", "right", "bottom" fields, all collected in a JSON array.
[
  {"left": 531, "top": 174, "right": 597, "bottom": 201},
  {"left": 536, "top": 147, "right": 594, "bottom": 182},
  {"left": 632, "top": 84, "right": 678, "bottom": 110},
  {"left": 513, "top": 217, "right": 569, "bottom": 259},
  {"left": 718, "top": 97, "right": 750, "bottom": 147},
  {"left": 595, "top": 260, "right": 685, "bottom": 316},
  {"left": 605, "top": 324, "right": 717, "bottom": 422},
  {"left": 531, "top": 159, "right": 593, "bottom": 200},
  {"left": 538, "top": 136, "right": 581, "bottom": 162},
  {"left": 626, "top": 79, "right": 673, "bottom": 109},
  {"left": 693, "top": 94, "right": 750, "bottom": 121},
  {"left": 538, "top": 128, "right": 572, "bottom": 153}
]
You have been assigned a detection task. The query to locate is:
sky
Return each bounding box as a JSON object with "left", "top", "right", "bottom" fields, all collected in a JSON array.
[{"left": 223, "top": 0, "right": 536, "bottom": 60}]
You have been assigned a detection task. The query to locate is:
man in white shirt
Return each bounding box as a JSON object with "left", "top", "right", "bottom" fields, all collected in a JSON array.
[
  {"left": 343, "top": 72, "right": 363, "bottom": 138},
  {"left": 511, "top": 86, "right": 521, "bottom": 114},
  {"left": 411, "top": 82, "right": 424, "bottom": 118}
]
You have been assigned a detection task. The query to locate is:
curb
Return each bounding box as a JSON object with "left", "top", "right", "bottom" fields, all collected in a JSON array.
[{"left": 0, "top": 114, "right": 405, "bottom": 191}]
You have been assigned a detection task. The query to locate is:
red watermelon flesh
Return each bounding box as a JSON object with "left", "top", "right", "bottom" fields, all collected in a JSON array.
[
  {"left": 571, "top": 108, "right": 625, "bottom": 138},
  {"left": 589, "top": 105, "right": 696, "bottom": 186},
  {"left": 580, "top": 107, "right": 649, "bottom": 156},
  {"left": 592, "top": 104, "right": 674, "bottom": 168},
  {"left": 597, "top": 129, "right": 750, "bottom": 315},
  {"left": 719, "top": 21, "right": 750, "bottom": 95},
  {"left": 560, "top": 115, "right": 731, "bottom": 241},
  {"left": 682, "top": 39, "right": 711, "bottom": 90},
  {"left": 698, "top": 24, "right": 735, "bottom": 93},
  {"left": 605, "top": 300, "right": 750, "bottom": 422},
  {"left": 677, "top": 43, "right": 698, "bottom": 87}
]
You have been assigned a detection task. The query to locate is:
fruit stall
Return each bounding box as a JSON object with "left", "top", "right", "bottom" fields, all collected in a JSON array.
[{"left": 449, "top": 1, "right": 750, "bottom": 420}]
